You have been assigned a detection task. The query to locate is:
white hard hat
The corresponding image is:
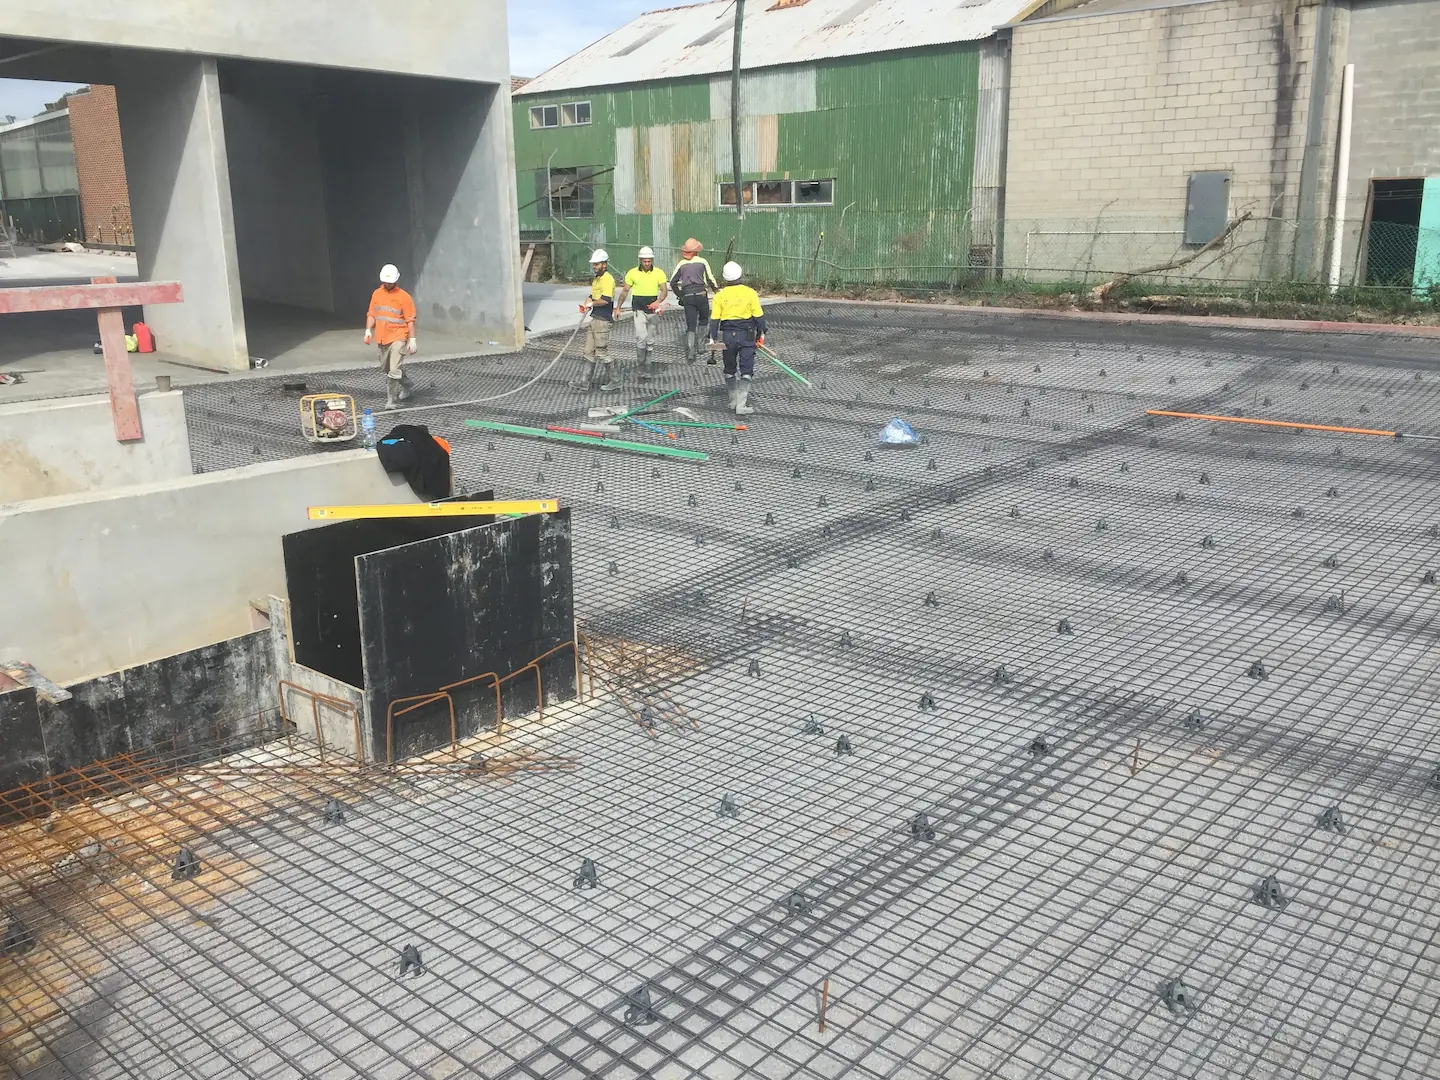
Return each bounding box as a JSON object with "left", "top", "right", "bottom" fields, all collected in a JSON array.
[
  {"left": 722, "top": 261, "right": 743, "bottom": 282},
  {"left": 378, "top": 263, "right": 400, "bottom": 283},
  {"left": 637, "top": 246, "right": 655, "bottom": 259},
  {"left": 590, "top": 249, "right": 609, "bottom": 263}
]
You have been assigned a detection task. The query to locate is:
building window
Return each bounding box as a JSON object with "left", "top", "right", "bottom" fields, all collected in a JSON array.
[
  {"left": 719, "top": 182, "right": 753, "bottom": 207},
  {"left": 794, "top": 179, "right": 834, "bottom": 205},
  {"left": 541, "top": 167, "right": 596, "bottom": 219},
  {"left": 719, "top": 179, "right": 835, "bottom": 208},
  {"left": 561, "top": 101, "right": 591, "bottom": 126},
  {"left": 756, "top": 180, "right": 790, "bottom": 205},
  {"left": 529, "top": 105, "right": 559, "bottom": 129}
]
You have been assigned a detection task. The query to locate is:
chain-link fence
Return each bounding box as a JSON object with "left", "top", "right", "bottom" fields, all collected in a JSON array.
[{"left": 538, "top": 213, "right": 1440, "bottom": 312}]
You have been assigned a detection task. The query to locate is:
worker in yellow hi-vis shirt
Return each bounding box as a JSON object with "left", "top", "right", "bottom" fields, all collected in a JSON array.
[
  {"left": 616, "top": 246, "right": 669, "bottom": 383},
  {"left": 571, "top": 249, "right": 619, "bottom": 392},
  {"left": 708, "top": 260, "right": 766, "bottom": 416}
]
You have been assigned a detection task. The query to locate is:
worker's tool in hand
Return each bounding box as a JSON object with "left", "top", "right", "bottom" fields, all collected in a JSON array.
[
  {"left": 758, "top": 343, "right": 811, "bottom": 386},
  {"left": 300, "top": 393, "right": 358, "bottom": 444},
  {"left": 308, "top": 499, "right": 558, "bottom": 521}
]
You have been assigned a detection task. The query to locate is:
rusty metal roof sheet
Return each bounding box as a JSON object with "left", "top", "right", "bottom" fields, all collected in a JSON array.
[{"left": 516, "top": 0, "right": 1035, "bottom": 97}]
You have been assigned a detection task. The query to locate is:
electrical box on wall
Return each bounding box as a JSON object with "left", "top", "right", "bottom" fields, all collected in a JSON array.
[{"left": 1185, "top": 171, "right": 1232, "bottom": 245}]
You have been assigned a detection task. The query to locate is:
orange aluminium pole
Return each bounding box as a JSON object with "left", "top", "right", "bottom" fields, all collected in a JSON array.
[{"left": 1145, "top": 410, "right": 1400, "bottom": 438}]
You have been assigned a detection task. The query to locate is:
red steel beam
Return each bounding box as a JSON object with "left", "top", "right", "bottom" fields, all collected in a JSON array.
[
  {"left": 90, "top": 276, "right": 143, "bottom": 441},
  {"left": 0, "top": 280, "right": 183, "bottom": 314}
]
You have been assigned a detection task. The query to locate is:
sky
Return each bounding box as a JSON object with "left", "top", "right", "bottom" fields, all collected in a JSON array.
[
  {"left": 0, "top": 0, "right": 679, "bottom": 123},
  {"left": 0, "top": 79, "right": 80, "bottom": 126},
  {"left": 508, "top": 0, "right": 668, "bottom": 77}
]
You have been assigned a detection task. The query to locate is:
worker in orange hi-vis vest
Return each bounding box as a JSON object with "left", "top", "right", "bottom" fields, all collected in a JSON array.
[{"left": 364, "top": 263, "right": 417, "bottom": 409}]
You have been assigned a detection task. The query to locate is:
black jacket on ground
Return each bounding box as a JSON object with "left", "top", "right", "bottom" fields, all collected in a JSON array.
[{"left": 376, "top": 424, "right": 452, "bottom": 500}]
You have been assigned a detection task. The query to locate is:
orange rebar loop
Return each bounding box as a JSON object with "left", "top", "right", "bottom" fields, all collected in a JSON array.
[{"left": 385, "top": 638, "right": 585, "bottom": 765}]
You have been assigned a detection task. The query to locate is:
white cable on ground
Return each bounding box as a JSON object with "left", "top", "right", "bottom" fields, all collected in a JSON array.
[{"left": 382, "top": 315, "right": 586, "bottom": 418}]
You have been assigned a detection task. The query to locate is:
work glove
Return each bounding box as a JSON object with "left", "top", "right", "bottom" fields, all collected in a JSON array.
[
  {"left": 363, "top": 329, "right": 373, "bottom": 345},
  {"left": 407, "top": 337, "right": 417, "bottom": 355},
  {"left": 757, "top": 335, "right": 766, "bottom": 347}
]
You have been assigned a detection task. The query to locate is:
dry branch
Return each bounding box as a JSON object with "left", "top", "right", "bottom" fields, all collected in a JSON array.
[{"left": 1090, "top": 211, "right": 1255, "bottom": 304}]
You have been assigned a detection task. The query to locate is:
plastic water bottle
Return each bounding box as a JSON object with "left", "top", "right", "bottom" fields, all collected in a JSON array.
[{"left": 360, "top": 408, "right": 377, "bottom": 450}]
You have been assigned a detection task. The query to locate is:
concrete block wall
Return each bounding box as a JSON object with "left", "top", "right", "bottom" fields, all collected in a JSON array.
[
  {"left": 1005, "top": 0, "right": 1324, "bottom": 282},
  {"left": 1332, "top": 0, "right": 1440, "bottom": 281},
  {"left": 66, "top": 84, "right": 133, "bottom": 246}
]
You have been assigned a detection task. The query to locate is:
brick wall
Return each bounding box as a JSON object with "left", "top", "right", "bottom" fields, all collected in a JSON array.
[
  {"left": 1004, "top": 0, "right": 1325, "bottom": 283},
  {"left": 66, "top": 85, "right": 134, "bottom": 246}
]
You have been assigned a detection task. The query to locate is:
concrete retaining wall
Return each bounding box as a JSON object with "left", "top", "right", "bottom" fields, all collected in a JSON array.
[
  {"left": 0, "top": 451, "right": 420, "bottom": 684},
  {"left": 0, "top": 389, "right": 192, "bottom": 503}
]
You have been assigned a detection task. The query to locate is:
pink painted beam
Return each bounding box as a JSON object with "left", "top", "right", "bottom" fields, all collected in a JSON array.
[
  {"left": 90, "top": 276, "right": 143, "bottom": 442},
  {"left": 0, "top": 280, "right": 183, "bottom": 314}
]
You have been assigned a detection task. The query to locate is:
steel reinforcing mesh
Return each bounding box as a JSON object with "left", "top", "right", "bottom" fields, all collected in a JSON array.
[{"left": 4, "top": 301, "right": 1437, "bottom": 1079}]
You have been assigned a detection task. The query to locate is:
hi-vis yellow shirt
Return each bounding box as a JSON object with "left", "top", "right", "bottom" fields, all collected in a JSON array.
[
  {"left": 623, "top": 267, "right": 669, "bottom": 295},
  {"left": 588, "top": 271, "right": 616, "bottom": 321},
  {"left": 711, "top": 284, "right": 764, "bottom": 321}
]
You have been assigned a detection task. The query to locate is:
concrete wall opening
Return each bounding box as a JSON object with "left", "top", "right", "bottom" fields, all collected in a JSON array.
[
  {"left": 0, "top": 21, "right": 521, "bottom": 375},
  {"left": 1363, "top": 178, "right": 1425, "bottom": 287},
  {"left": 0, "top": 81, "right": 133, "bottom": 247}
]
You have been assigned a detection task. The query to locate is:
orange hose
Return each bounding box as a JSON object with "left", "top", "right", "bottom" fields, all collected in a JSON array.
[{"left": 1145, "top": 410, "right": 1397, "bottom": 438}]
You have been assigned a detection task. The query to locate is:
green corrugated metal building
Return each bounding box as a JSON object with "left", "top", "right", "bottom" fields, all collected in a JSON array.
[{"left": 513, "top": 0, "right": 1038, "bottom": 285}]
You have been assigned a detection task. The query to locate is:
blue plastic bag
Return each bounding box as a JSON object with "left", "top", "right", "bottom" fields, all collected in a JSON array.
[{"left": 879, "top": 418, "right": 920, "bottom": 446}]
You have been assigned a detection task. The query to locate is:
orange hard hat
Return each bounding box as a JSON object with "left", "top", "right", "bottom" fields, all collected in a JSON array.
[{"left": 681, "top": 238, "right": 703, "bottom": 254}]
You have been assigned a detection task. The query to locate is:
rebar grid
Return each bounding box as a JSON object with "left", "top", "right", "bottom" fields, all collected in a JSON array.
[{"left": 4, "top": 302, "right": 1437, "bottom": 1078}]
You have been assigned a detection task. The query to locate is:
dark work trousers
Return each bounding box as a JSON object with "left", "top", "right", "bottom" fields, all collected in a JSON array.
[
  {"left": 681, "top": 293, "right": 711, "bottom": 333},
  {"left": 720, "top": 327, "right": 757, "bottom": 377}
]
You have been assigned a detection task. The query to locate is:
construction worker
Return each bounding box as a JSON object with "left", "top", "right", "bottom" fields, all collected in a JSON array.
[
  {"left": 364, "top": 263, "right": 417, "bottom": 408},
  {"left": 616, "top": 246, "right": 669, "bottom": 382},
  {"left": 571, "top": 249, "right": 619, "bottom": 392},
  {"left": 709, "top": 261, "right": 766, "bottom": 416},
  {"left": 670, "top": 238, "right": 718, "bottom": 363}
]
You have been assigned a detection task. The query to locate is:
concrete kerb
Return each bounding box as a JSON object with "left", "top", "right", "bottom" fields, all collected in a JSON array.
[{"left": 762, "top": 295, "right": 1440, "bottom": 340}]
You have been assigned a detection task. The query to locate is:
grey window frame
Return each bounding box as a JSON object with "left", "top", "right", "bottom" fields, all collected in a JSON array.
[
  {"left": 717, "top": 178, "right": 836, "bottom": 209},
  {"left": 529, "top": 104, "right": 559, "bottom": 129}
]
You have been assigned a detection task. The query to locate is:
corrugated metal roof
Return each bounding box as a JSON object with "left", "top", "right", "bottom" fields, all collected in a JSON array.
[
  {"left": 0, "top": 108, "right": 68, "bottom": 136},
  {"left": 517, "top": 0, "right": 1034, "bottom": 97}
]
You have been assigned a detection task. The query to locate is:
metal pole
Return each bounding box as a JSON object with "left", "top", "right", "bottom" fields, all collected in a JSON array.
[
  {"left": 730, "top": 0, "right": 745, "bottom": 222},
  {"left": 1327, "top": 63, "right": 1354, "bottom": 294}
]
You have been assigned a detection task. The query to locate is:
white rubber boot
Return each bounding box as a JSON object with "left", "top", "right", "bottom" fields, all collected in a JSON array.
[{"left": 734, "top": 377, "right": 755, "bottom": 416}]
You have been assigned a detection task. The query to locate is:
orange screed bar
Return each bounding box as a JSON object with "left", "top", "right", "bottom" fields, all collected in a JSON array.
[{"left": 1145, "top": 410, "right": 1398, "bottom": 438}]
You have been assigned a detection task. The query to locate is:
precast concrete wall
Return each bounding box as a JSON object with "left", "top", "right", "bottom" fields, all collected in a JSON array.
[
  {"left": 116, "top": 53, "right": 249, "bottom": 370},
  {"left": 0, "top": 0, "right": 509, "bottom": 83},
  {"left": 0, "top": 389, "right": 191, "bottom": 503},
  {"left": 321, "top": 77, "right": 525, "bottom": 346},
  {"left": 0, "top": 452, "right": 421, "bottom": 685},
  {"left": 221, "top": 74, "right": 335, "bottom": 313}
]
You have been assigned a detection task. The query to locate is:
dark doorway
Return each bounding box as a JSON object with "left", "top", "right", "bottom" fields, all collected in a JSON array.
[{"left": 1364, "top": 178, "right": 1424, "bottom": 287}]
